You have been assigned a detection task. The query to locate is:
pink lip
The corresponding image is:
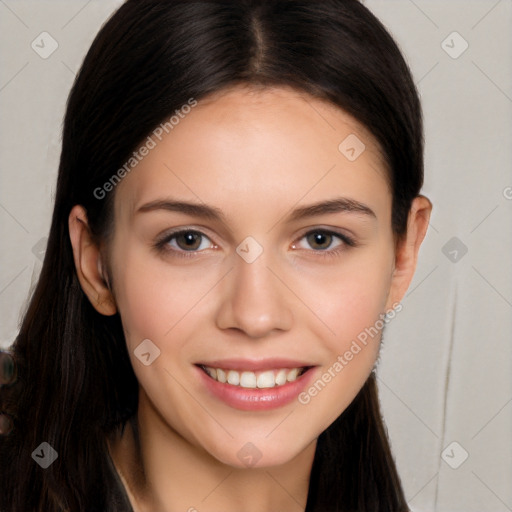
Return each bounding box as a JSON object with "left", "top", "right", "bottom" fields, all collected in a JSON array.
[
  {"left": 196, "top": 358, "right": 313, "bottom": 372},
  {"left": 194, "top": 364, "right": 317, "bottom": 411}
]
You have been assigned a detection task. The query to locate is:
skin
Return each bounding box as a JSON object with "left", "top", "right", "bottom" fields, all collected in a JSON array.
[{"left": 69, "top": 84, "right": 431, "bottom": 512}]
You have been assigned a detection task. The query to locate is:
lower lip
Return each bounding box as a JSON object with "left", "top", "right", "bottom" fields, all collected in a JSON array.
[{"left": 195, "top": 366, "right": 316, "bottom": 411}]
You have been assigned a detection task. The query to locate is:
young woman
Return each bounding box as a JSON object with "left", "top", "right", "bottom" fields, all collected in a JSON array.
[{"left": 0, "top": 1, "right": 431, "bottom": 511}]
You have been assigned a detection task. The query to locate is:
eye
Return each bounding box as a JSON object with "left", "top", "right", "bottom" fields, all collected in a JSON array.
[
  {"left": 155, "top": 229, "right": 215, "bottom": 255},
  {"left": 292, "top": 229, "right": 355, "bottom": 254},
  {"left": 304, "top": 231, "right": 340, "bottom": 251}
]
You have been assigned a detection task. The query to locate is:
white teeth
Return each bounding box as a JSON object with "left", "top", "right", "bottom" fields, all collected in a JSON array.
[
  {"left": 286, "top": 368, "right": 300, "bottom": 382},
  {"left": 202, "top": 366, "right": 306, "bottom": 388},
  {"left": 257, "top": 371, "right": 275, "bottom": 389},
  {"left": 240, "top": 371, "right": 257, "bottom": 388},
  {"left": 275, "top": 369, "right": 287, "bottom": 386},
  {"left": 204, "top": 366, "right": 217, "bottom": 379},
  {"left": 227, "top": 370, "right": 240, "bottom": 386}
]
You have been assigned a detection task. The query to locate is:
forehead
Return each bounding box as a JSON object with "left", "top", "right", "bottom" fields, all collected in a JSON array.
[{"left": 114, "top": 85, "right": 390, "bottom": 224}]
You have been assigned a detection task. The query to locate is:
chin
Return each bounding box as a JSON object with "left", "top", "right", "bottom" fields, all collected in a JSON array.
[{"left": 207, "top": 436, "right": 315, "bottom": 470}]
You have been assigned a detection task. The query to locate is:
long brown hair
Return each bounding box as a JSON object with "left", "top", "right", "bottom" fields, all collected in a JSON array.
[{"left": 0, "top": 1, "right": 422, "bottom": 510}]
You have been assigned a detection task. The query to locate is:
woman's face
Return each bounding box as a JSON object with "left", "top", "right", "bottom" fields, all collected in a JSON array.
[{"left": 108, "top": 85, "right": 399, "bottom": 468}]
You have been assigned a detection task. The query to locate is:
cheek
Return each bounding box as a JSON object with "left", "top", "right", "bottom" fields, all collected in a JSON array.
[
  {"left": 297, "top": 244, "right": 394, "bottom": 347},
  {"left": 292, "top": 244, "right": 394, "bottom": 414},
  {"left": 111, "top": 247, "right": 194, "bottom": 350},
  {"left": 111, "top": 246, "right": 228, "bottom": 366},
  {"left": 329, "top": 270, "right": 391, "bottom": 345}
]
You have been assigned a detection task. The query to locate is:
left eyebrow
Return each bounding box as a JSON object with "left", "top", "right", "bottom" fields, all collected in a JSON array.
[{"left": 284, "top": 197, "right": 377, "bottom": 223}]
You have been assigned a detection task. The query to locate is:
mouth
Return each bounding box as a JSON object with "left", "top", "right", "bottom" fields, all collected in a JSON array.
[
  {"left": 194, "top": 358, "right": 317, "bottom": 411},
  {"left": 198, "top": 364, "right": 311, "bottom": 389}
]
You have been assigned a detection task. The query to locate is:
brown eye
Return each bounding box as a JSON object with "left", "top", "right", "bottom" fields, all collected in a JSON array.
[
  {"left": 175, "top": 232, "right": 204, "bottom": 251},
  {"left": 291, "top": 229, "right": 355, "bottom": 256},
  {"left": 306, "top": 231, "right": 335, "bottom": 250},
  {"left": 155, "top": 229, "right": 215, "bottom": 256}
]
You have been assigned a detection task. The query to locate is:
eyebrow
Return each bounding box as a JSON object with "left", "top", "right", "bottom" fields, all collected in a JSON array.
[
  {"left": 135, "top": 197, "right": 376, "bottom": 223},
  {"left": 136, "top": 199, "right": 226, "bottom": 221},
  {"left": 284, "top": 197, "right": 376, "bottom": 222}
]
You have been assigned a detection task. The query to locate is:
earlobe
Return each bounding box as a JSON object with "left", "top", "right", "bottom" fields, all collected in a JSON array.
[
  {"left": 68, "top": 205, "right": 117, "bottom": 316},
  {"left": 385, "top": 195, "right": 432, "bottom": 309}
]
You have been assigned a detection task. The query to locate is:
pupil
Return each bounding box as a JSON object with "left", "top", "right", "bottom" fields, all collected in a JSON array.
[
  {"left": 309, "top": 232, "right": 331, "bottom": 250},
  {"left": 179, "top": 232, "right": 200, "bottom": 250}
]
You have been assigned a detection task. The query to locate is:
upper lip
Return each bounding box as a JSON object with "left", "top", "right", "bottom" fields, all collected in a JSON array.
[{"left": 196, "top": 358, "right": 315, "bottom": 371}]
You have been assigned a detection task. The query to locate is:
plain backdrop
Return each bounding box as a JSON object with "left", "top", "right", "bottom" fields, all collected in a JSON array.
[{"left": 1, "top": 1, "right": 511, "bottom": 511}]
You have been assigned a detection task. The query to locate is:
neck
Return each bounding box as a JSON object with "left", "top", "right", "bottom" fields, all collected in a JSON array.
[{"left": 109, "top": 391, "right": 316, "bottom": 512}]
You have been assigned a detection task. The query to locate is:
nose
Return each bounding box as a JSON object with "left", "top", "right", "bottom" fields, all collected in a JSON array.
[{"left": 215, "top": 250, "right": 293, "bottom": 338}]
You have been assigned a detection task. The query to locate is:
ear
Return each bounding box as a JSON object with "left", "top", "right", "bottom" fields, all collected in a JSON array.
[
  {"left": 385, "top": 195, "right": 432, "bottom": 309},
  {"left": 68, "top": 205, "right": 117, "bottom": 316}
]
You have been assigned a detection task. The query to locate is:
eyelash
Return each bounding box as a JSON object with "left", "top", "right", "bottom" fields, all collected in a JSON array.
[
  {"left": 153, "top": 230, "right": 214, "bottom": 259},
  {"left": 292, "top": 230, "right": 356, "bottom": 259},
  {"left": 153, "top": 228, "right": 356, "bottom": 260}
]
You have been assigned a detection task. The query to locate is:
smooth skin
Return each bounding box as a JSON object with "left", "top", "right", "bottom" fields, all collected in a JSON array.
[{"left": 69, "top": 85, "right": 431, "bottom": 512}]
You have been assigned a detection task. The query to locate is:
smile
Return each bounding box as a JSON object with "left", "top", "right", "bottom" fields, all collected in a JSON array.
[{"left": 200, "top": 365, "right": 309, "bottom": 389}]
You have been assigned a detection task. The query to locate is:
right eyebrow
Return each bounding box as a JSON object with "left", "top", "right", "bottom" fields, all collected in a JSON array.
[{"left": 135, "top": 199, "right": 227, "bottom": 223}]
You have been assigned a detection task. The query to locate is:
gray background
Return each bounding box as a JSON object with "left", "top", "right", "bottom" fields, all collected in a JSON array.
[{"left": 1, "top": 1, "right": 511, "bottom": 511}]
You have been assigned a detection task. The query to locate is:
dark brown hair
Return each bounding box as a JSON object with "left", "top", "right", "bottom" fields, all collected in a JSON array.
[{"left": 1, "top": 1, "right": 422, "bottom": 510}]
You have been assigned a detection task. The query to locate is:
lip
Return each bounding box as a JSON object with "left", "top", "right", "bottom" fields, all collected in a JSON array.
[
  {"left": 194, "top": 362, "right": 317, "bottom": 411},
  {"left": 196, "top": 358, "right": 314, "bottom": 372}
]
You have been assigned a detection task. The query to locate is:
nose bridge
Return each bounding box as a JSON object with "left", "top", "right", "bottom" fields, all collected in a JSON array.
[{"left": 215, "top": 244, "right": 293, "bottom": 337}]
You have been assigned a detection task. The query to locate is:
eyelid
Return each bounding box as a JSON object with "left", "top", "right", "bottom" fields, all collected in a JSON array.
[
  {"left": 155, "top": 225, "right": 215, "bottom": 242},
  {"left": 292, "top": 226, "right": 356, "bottom": 247},
  {"left": 153, "top": 226, "right": 357, "bottom": 259},
  {"left": 288, "top": 229, "right": 356, "bottom": 262},
  {"left": 153, "top": 227, "right": 218, "bottom": 257},
  {"left": 169, "top": 231, "right": 214, "bottom": 251}
]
